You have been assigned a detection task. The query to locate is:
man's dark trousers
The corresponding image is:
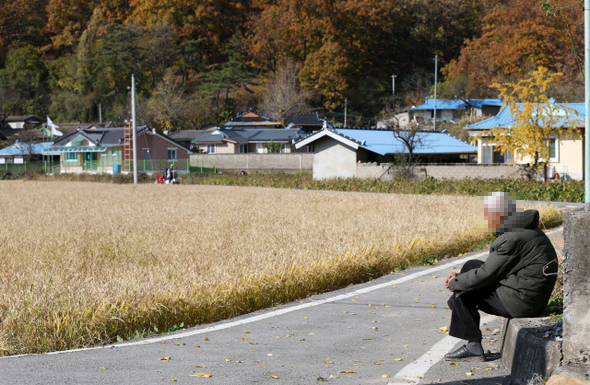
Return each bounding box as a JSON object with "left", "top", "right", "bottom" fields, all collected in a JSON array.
[{"left": 447, "top": 260, "right": 512, "bottom": 342}]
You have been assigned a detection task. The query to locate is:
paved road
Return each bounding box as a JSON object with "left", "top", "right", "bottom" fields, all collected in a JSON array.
[{"left": 0, "top": 228, "right": 565, "bottom": 385}]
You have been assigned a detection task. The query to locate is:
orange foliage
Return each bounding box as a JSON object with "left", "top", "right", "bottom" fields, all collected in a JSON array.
[{"left": 444, "top": 0, "right": 583, "bottom": 91}]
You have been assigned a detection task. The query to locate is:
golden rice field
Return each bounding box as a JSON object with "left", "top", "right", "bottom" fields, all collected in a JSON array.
[{"left": 0, "top": 181, "right": 563, "bottom": 355}]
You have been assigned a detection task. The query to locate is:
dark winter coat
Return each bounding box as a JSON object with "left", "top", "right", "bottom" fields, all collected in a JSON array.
[{"left": 448, "top": 209, "right": 558, "bottom": 318}]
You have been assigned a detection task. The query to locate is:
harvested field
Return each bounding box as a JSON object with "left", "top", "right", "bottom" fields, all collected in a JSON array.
[{"left": 0, "top": 181, "right": 562, "bottom": 355}]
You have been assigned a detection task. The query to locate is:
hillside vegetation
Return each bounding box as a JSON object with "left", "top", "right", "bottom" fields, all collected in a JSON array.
[{"left": 0, "top": 0, "right": 583, "bottom": 127}]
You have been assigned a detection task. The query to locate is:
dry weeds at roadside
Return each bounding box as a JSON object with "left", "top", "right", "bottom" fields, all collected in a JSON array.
[{"left": 0, "top": 181, "right": 563, "bottom": 355}]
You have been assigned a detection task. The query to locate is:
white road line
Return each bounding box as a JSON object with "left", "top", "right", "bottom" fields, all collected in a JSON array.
[
  {"left": 390, "top": 315, "right": 497, "bottom": 384},
  {"left": 4, "top": 227, "right": 562, "bottom": 359}
]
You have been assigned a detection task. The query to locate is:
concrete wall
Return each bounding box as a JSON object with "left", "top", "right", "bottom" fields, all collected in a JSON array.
[
  {"left": 563, "top": 210, "right": 590, "bottom": 365},
  {"left": 190, "top": 153, "right": 313, "bottom": 172},
  {"left": 312, "top": 136, "right": 357, "bottom": 180},
  {"left": 356, "top": 163, "right": 527, "bottom": 180}
]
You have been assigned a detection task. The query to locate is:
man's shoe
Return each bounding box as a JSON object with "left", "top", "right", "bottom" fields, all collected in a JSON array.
[{"left": 444, "top": 345, "right": 486, "bottom": 362}]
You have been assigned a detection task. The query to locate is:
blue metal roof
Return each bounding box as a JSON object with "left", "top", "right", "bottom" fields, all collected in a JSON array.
[
  {"left": 0, "top": 142, "right": 60, "bottom": 156},
  {"left": 334, "top": 128, "right": 476, "bottom": 156},
  {"left": 466, "top": 103, "right": 585, "bottom": 129},
  {"left": 411, "top": 98, "right": 502, "bottom": 111}
]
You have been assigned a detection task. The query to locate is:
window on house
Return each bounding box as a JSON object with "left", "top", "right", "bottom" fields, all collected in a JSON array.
[
  {"left": 168, "top": 148, "right": 177, "bottom": 161},
  {"left": 206, "top": 144, "right": 216, "bottom": 154},
  {"left": 239, "top": 144, "right": 248, "bottom": 153},
  {"left": 65, "top": 152, "right": 77, "bottom": 162},
  {"left": 307, "top": 145, "right": 314, "bottom": 153},
  {"left": 256, "top": 144, "right": 265, "bottom": 153},
  {"left": 111, "top": 149, "right": 117, "bottom": 156},
  {"left": 548, "top": 138, "right": 558, "bottom": 162},
  {"left": 281, "top": 144, "right": 287, "bottom": 153}
]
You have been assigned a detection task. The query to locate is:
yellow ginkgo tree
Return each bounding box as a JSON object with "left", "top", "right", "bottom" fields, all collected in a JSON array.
[{"left": 477, "top": 66, "right": 583, "bottom": 182}]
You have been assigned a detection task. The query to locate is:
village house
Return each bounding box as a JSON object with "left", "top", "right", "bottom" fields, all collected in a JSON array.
[
  {"left": 285, "top": 112, "right": 324, "bottom": 133},
  {"left": 466, "top": 102, "right": 586, "bottom": 180},
  {"left": 191, "top": 127, "right": 312, "bottom": 154},
  {"left": 410, "top": 98, "right": 502, "bottom": 124},
  {"left": 0, "top": 141, "right": 60, "bottom": 164},
  {"left": 295, "top": 125, "right": 476, "bottom": 180},
  {"left": 223, "top": 110, "right": 282, "bottom": 130},
  {"left": 52, "top": 126, "right": 191, "bottom": 174},
  {"left": 0, "top": 116, "right": 42, "bottom": 140}
]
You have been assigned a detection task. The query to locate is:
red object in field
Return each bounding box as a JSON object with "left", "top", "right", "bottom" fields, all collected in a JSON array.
[{"left": 155, "top": 175, "right": 166, "bottom": 184}]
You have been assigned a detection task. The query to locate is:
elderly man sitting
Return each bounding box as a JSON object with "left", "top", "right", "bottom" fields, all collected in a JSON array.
[{"left": 444, "top": 192, "right": 558, "bottom": 361}]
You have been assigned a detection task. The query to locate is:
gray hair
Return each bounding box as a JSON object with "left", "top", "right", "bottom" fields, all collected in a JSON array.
[{"left": 483, "top": 192, "right": 515, "bottom": 217}]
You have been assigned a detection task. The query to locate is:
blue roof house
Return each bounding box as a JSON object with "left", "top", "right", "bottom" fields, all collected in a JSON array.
[
  {"left": 295, "top": 125, "right": 476, "bottom": 180},
  {"left": 0, "top": 141, "right": 59, "bottom": 164},
  {"left": 466, "top": 102, "right": 585, "bottom": 180},
  {"left": 410, "top": 98, "right": 502, "bottom": 125}
]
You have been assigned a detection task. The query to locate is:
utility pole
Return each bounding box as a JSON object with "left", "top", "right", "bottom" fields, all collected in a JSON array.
[
  {"left": 585, "top": 0, "right": 590, "bottom": 209},
  {"left": 344, "top": 98, "right": 348, "bottom": 127},
  {"left": 131, "top": 74, "right": 138, "bottom": 185},
  {"left": 433, "top": 55, "right": 438, "bottom": 131},
  {"left": 391, "top": 75, "right": 397, "bottom": 112},
  {"left": 99, "top": 103, "right": 102, "bottom": 125}
]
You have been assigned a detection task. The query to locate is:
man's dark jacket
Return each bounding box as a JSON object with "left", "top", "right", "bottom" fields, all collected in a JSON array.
[{"left": 448, "top": 209, "right": 557, "bottom": 318}]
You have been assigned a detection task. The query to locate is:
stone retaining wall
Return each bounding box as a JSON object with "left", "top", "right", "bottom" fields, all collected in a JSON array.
[{"left": 357, "top": 163, "right": 527, "bottom": 180}]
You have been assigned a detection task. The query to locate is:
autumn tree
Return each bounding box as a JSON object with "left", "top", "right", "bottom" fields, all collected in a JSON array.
[
  {"left": 477, "top": 67, "right": 582, "bottom": 182},
  {"left": 259, "top": 61, "right": 312, "bottom": 123},
  {"left": 443, "top": 0, "right": 583, "bottom": 97}
]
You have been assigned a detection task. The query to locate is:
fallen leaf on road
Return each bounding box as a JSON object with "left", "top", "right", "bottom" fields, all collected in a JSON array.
[
  {"left": 204, "top": 337, "right": 209, "bottom": 341},
  {"left": 171, "top": 380, "right": 177, "bottom": 382},
  {"left": 194, "top": 345, "right": 200, "bottom": 348},
  {"left": 245, "top": 330, "right": 250, "bottom": 333},
  {"left": 449, "top": 362, "right": 457, "bottom": 366},
  {"left": 269, "top": 375, "right": 279, "bottom": 379},
  {"left": 224, "top": 359, "right": 231, "bottom": 362},
  {"left": 373, "top": 362, "right": 381, "bottom": 365},
  {"left": 433, "top": 276, "right": 438, "bottom": 278},
  {"left": 190, "top": 373, "right": 212, "bottom": 377},
  {"left": 329, "top": 375, "right": 338, "bottom": 379},
  {"left": 242, "top": 338, "right": 249, "bottom": 341},
  {"left": 249, "top": 342, "right": 258, "bottom": 345},
  {"left": 176, "top": 343, "right": 185, "bottom": 346},
  {"left": 195, "top": 365, "right": 206, "bottom": 368},
  {"left": 465, "top": 372, "right": 474, "bottom": 376},
  {"left": 404, "top": 344, "right": 409, "bottom": 347},
  {"left": 439, "top": 326, "right": 448, "bottom": 333},
  {"left": 394, "top": 358, "right": 403, "bottom": 361},
  {"left": 338, "top": 371, "right": 356, "bottom": 374},
  {"left": 486, "top": 368, "right": 492, "bottom": 371},
  {"left": 159, "top": 357, "right": 171, "bottom": 361},
  {"left": 382, "top": 374, "right": 390, "bottom": 378},
  {"left": 102, "top": 366, "right": 108, "bottom": 370},
  {"left": 302, "top": 317, "right": 308, "bottom": 319},
  {"left": 267, "top": 354, "right": 274, "bottom": 356},
  {"left": 317, "top": 377, "right": 326, "bottom": 381}
]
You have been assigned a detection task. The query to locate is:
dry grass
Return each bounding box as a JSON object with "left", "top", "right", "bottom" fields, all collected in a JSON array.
[{"left": 0, "top": 181, "right": 563, "bottom": 355}]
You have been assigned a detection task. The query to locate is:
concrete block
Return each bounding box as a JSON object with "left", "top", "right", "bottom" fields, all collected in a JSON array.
[
  {"left": 501, "top": 318, "right": 562, "bottom": 384},
  {"left": 546, "top": 375, "right": 590, "bottom": 385},
  {"left": 563, "top": 210, "right": 590, "bottom": 365}
]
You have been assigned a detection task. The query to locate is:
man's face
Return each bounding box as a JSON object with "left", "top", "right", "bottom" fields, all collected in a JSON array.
[{"left": 483, "top": 207, "right": 505, "bottom": 231}]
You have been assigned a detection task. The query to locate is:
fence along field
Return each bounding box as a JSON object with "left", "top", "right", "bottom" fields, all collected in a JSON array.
[{"left": 0, "top": 181, "right": 562, "bottom": 355}]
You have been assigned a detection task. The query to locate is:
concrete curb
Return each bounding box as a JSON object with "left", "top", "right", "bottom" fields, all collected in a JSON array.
[{"left": 500, "top": 317, "right": 562, "bottom": 384}]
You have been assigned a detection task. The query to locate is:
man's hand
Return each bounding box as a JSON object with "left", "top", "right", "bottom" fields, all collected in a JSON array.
[{"left": 445, "top": 272, "right": 458, "bottom": 290}]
